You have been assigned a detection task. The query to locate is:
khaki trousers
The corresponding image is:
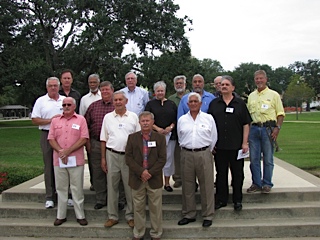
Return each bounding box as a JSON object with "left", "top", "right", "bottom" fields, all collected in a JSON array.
[
  {"left": 54, "top": 165, "right": 85, "bottom": 219},
  {"left": 180, "top": 148, "right": 215, "bottom": 220},
  {"left": 132, "top": 182, "right": 163, "bottom": 239}
]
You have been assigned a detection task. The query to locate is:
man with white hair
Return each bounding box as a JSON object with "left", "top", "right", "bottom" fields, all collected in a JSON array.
[{"left": 79, "top": 74, "right": 101, "bottom": 116}]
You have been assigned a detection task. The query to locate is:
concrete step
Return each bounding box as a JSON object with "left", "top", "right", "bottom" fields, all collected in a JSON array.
[
  {"left": 0, "top": 217, "right": 320, "bottom": 239},
  {"left": 1, "top": 200, "right": 320, "bottom": 221}
]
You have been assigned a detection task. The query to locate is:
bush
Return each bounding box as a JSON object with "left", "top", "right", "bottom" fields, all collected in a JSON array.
[{"left": 0, "top": 164, "right": 43, "bottom": 193}]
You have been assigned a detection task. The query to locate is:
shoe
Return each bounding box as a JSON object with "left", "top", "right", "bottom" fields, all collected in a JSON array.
[
  {"left": 164, "top": 185, "right": 173, "bottom": 192},
  {"left": 152, "top": 238, "right": 161, "bottom": 240},
  {"left": 262, "top": 185, "right": 271, "bottom": 194},
  {"left": 178, "top": 218, "right": 196, "bottom": 225},
  {"left": 104, "top": 219, "right": 119, "bottom": 228},
  {"left": 67, "top": 198, "right": 74, "bottom": 207},
  {"left": 118, "top": 202, "right": 125, "bottom": 210},
  {"left": 90, "top": 185, "right": 95, "bottom": 191},
  {"left": 173, "top": 181, "right": 182, "bottom": 188},
  {"left": 132, "top": 237, "right": 143, "bottom": 240},
  {"left": 234, "top": 202, "right": 243, "bottom": 211},
  {"left": 215, "top": 201, "right": 227, "bottom": 210},
  {"left": 77, "top": 218, "right": 88, "bottom": 226},
  {"left": 127, "top": 219, "right": 134, "bottom": 228},
  {"left": 202, "top": 220, "right": 212, "bottom": 227},
  {"left": 94, "top": 203, "right": 106, "bottom": 210},
  {"left": 195, "top": 182, "right": 199, "bottom": 192},
  {"left": 54, "top": 218, "right": 67, "bottom": 226},
  {"left": 247, "top": 184, "right": 261, "bottom": 193},
  {"left": 45, "top": 200, "right": 54, "bottom": 209}
]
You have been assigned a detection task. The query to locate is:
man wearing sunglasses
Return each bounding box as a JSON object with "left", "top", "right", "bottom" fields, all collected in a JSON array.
[{"left": 48, "top": 97, "right": 89, "bottom": 226}]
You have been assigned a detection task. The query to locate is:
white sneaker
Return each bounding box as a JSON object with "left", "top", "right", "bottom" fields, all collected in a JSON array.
[
  {"left": 45, "top": 200, "right": 54, "bottom": 209},
  {"left": 67, "top": 199, "right": 74, "bottom": 207}
]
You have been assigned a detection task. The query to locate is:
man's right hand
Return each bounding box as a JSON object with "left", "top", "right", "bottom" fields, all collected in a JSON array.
[
  {"left": 101, "top": 158, "right": 108, "bottom": 173},
  {"left": 140, "top": 169, "right": 151, "bottom": 182}
]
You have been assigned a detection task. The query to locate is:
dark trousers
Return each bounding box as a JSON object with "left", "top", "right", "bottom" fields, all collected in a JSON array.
[
  {"left": 40, "top": 131, "right": 55, "bottom": 201},
  {"left": 215, "top": 149, "right": 244, "bottom": 204}
]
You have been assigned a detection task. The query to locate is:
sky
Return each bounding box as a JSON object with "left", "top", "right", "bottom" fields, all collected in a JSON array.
[{"left": 174, "top": 0, "right": 320, "bottom": 71}]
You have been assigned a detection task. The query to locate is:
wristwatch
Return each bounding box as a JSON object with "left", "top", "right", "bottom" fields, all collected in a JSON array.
[{"left": 276, "top": 125, "right": 281, "bottom": 130}]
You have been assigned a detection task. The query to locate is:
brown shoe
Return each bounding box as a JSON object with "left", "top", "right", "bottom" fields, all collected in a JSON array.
[
  {"left": 127, "top": 219, "right": 134, "bottom": 228},
  {"left": 77, "top": 218, "right": 88, "bottom": 226},
  {"left": 54, "top": 218, "right": 67, "bottom": 226},
  {"left": 173, "top": 181, "right": 182, "bottom": 188},
  {"left": 104, "top": 219, "right": 119, "bottom": 228},
  {"left": 261, "top": 185, "right": 271, "bottom": 194}
]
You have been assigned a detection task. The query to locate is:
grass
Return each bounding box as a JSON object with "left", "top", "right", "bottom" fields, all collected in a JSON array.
[{"left": 0, "top": 113, "right": 319, "bottom": 192}]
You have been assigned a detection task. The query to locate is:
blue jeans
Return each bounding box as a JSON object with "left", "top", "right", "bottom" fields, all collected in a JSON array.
[{"left": 249, "top": 125, "right": 274, "bottom": 188}]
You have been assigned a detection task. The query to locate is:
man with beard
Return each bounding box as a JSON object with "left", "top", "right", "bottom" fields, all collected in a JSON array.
[{"left": 168, "top": 75, "right": 189, "bottom": 188}]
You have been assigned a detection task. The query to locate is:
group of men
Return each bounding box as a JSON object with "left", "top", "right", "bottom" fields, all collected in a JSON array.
[{"left": 31, "top": 69, "right": 285, "bottom": 240}]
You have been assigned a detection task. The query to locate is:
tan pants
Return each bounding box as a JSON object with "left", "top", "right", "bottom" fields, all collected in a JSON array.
[
  {"left": 132, "top": 182, "right": 163, "bottom": 239},
  {"left": 54, "top": 165, "right": 85, "bottom": 220}
]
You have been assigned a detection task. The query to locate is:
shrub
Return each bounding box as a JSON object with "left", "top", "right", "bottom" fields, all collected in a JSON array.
[{"left": 0, "top": 164, "right": 43, "bottom": 193}]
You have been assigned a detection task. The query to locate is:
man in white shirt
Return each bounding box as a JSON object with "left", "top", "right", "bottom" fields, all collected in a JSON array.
[
  {"left": 177, "top": 92, "right": 217, "bottom": 228},
  {"left": 120, "top": 72, "right": 149, "bottom": 116},
  {"left": 79, "top": 74, "right": 101, "bottom": 116},
  {"left": 100, "top": 91, "right": 140, "bottom": 228},
  {"left": 31, "top": 77, "right": 65, "bottom": 209}
]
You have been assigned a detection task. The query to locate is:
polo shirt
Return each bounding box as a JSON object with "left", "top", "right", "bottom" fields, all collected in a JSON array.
[
  {"left": 59, "top": 88, "right": 82, "bottom": 113},
  {"left": 31, "top": 94, "right": 65, "bottom": 130}
]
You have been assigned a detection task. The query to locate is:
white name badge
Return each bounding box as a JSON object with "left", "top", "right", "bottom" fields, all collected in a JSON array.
[
  {"left": 72, "top": 124, "right": 80, "bottom": 130},
  {"left": 148, "top": 141, "right": 156, "bottom": 147},
  {"left": 226, "top": 107, "right": 234, "bottom": 113},
  {"left": 261, "top": 104, "right": 269, "bottom": 109},
  {"left": 118, "top": 123, "right": 125, "bottom": 129}
]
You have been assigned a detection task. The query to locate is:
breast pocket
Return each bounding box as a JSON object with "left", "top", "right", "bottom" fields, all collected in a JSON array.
[{"left": 54, "top": 125, "right": 63, "bottom": 137}]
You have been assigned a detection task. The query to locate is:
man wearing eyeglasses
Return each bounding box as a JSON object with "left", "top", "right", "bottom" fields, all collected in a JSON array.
[
  {"left": 212, "top": 76, "right": 222, "bottom": 98},
  {"left": 31, "top": 77, "right": 65, "bottom": 209},
  {"left": 48, "top": 97, "right": 89, "bottom": 226}
]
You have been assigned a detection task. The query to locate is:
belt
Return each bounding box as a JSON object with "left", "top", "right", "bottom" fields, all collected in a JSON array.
[
  {"left": 41, "top": 129, "right": 49, "bottom": 132},
  {"left": 106, "top": 147, "right": 125, "bottom": 155},
  {"left": 252, "top": 120, "right": 276, "bottom": 127},
  {"left": 182, "top": 146, "right": 209, "bottom": 152}
]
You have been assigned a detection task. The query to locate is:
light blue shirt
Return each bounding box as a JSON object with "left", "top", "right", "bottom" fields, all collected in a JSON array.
[
  {"left": 121, "top": 86, "right": 149, "bottom": 116},
  {"left": 177, "top": 90, "right": 215, "bottom": 119}
]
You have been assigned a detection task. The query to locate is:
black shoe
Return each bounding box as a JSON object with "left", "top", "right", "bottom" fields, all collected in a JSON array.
[
  {"left": 202, "top": 220, "right": 212, "bottom": 227},
  {"left": 118, "top": 202, "right": 125, "bottom": 211},
  {"left": 90, "top": 185, "right": 95, "bottom": 191},
  {"left": 215, "top": 201, "right": 227, "bottom": 210},
  {"left": 164, "top": 185, "right": 173, "bottom": 192},
  {"left": 178, "top": 218, "right": 196, "bottom": 225},
  {"left": 94, "top": 203, "right": 105, "bottom": 210},
  {"left": 195, "top": 182, "right": 199, "bottom": 192},
  {"left": 54, "top": 218, "right": 67, "bottom": 226},
  {"left": 234, "top": 202, "right": 242, "bottom": 211}
]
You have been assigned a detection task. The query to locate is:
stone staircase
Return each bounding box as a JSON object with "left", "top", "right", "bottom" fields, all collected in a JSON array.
[{"left": 1, "top": 160, "right": 320, "bottom": 239}]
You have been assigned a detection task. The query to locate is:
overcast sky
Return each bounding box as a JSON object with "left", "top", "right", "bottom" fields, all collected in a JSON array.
[{"left": 174, "top": 0, "right": 320, "bottom": 71}]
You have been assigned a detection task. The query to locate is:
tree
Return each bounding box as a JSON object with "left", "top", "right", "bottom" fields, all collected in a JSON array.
[{"left": 284, "top": 75, "right": 315, "bottom": 119}]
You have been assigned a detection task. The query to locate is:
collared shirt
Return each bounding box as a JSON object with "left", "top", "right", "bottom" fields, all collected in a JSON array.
[
  {"left": 177, "top": 110, "right": 217, "bottom": 151},
  {"left": 59, "top": 87, "right": 82, "bottom": 113},
  {"left": 168, "top": 90, "right": 190, "bottom": 107},
  {"left": 100, "top": 110, "right": 141, "bottom": 152},
  {"left": 48, "top": 113, "right": 89, "bottom": 166},
  {"left": 120, "top": 86, "right": 149, "bottom": 116},
  {"left": 247, "top": 87, "right": 285, "bottom": 123},
  {"left": 79, "top": 90, "right": 102, "bottom": 116},
  {"left": 84, "top": 99, "right": 114, "bottom": 140},
  {"left": 31, "top": 94, "right": 65, "bottom": 130},
  {"left": 177, "top": 90, "right": 216, "bottom": 119},
  {"left": 208, "top": 95, "right": 252, "bottom": 150}
]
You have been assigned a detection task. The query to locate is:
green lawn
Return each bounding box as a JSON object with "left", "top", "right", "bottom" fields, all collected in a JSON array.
[{"left": 283, "top": 111, "right": 320, "bottom": 121}]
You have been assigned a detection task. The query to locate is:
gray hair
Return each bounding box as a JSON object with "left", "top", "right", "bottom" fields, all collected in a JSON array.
[
  {"left": 193, "top": 74, "right": 204, "bottom": 81},
  {"left": 46, "top": 77, "right": 60, "bottom": 86},
  {"left": 100, "top": 81, "right": 114, "bottom": 90},
  {"left": 113, "top": 90, "right": 127, "bottom": 100},
  {"left": 88, "top": 74, "right": 100, "bottom": 82},
  {"left": 173, "top": 75, "right": 186, "bottom": 84},
  {"left": 153, "top": 81, "right": 166, "bottom": 91},
  {"left": 188, "top": 92, "right": 202, "bottom": 102},
  {"left": 125, "top": 71, "right": 137, "bottom": 79},
  {"left": 63, "top": 97, "right": 76, "bottom": 105},
  {"left": 139, "top": 111, "right": 155, "bottom": 120},
  {"left": 221, "top": 75, "right": 235, "bottom": 86}
]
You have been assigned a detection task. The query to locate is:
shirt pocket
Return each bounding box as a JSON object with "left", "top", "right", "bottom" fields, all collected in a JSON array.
[
  {"left": 248, "top": 100, "right": 256, "bottom": 114},
  {"left": 54, "top": 125, "right": 63, "bottom": 137}
]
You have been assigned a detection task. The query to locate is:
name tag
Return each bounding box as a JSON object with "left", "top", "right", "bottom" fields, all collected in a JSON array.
[
  {"left": 72, "top": 124, "right": 80, "bottom": 130},
  {"left": 261, "top": 104, "right": 269, "bottom": 109},
  {"left": 148, "top": 141, "right": 156, "bottom": 147},
  {"left": 118, "top": 123, "right": 125, "bottom": 129},
  {"left": 226, "top": 107, "right": 234, "bottom": 113}
]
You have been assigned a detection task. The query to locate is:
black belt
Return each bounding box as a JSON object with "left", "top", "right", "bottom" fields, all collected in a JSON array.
[
  {"left": 41, "top": 129, "right": 49, "bottom": 132},
  {"left": 182, "top": 146, "right": 209, "bottom": 152},
  {"left": 107, "top": 147, "right": 125, "bottom": 155},
  {"left": 252, "top": 120, "right": 276, "bottom": 127}
]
